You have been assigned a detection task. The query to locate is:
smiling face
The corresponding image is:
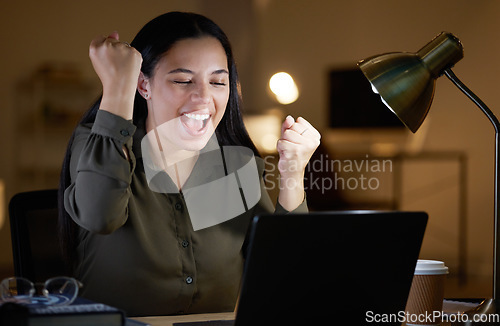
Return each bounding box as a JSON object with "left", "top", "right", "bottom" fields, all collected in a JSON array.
[{"left": 141, "top": 36, "right": 230, "bottom": 153}]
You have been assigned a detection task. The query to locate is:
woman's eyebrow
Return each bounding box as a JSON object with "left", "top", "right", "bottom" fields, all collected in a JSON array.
[
  {"left": 212, "top": 69, "right": 229, "bottom": 75},
  {"left": 167, "top": 68, "right": 229, "bottom": 75},
  {"left": 168, "top": 68, "right": 193, "bottom": 74}
]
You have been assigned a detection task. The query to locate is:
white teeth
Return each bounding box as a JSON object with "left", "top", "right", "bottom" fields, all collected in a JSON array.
[{"left": 184, "top": 113, "right": 210, "bottom": 120}]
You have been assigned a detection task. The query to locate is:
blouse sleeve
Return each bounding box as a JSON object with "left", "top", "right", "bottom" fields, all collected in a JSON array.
[{"left": 64, "top": 110, "right": 137, "bottom": 234}]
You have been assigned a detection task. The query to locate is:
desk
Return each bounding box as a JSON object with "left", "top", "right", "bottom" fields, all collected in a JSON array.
[
  {"left": 131, "top": 301, "right": 478, "bottom": 326},
  {"left": 133, "top": 312, "right": 235, "bottom": 326}
]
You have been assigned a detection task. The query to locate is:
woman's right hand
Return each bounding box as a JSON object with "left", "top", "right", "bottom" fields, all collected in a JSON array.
[{"left": 89, "top": 31, "right": 143, "bottom": 120}]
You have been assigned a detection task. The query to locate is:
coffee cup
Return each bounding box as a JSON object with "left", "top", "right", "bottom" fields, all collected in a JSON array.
[{"left": 405, "top": 260, "right": 449, "bottom": 325}]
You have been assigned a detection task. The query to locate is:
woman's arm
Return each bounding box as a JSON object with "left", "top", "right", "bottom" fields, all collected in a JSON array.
[{"left": 63, "top": 32, "right": 142, "bottom": 234}]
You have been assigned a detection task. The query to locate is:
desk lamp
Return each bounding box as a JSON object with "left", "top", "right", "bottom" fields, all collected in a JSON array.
[{"left": 358, "top": 32, "right": 500, "bottom": 322}]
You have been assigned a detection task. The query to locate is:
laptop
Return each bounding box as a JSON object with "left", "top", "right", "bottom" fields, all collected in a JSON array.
[{"left": 177, "top": 210, "right": 428, "bottom": 326}]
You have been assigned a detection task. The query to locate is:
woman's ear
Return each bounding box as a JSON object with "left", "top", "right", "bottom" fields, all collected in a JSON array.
[{"left": 137, "top": 72, "right": 150, "bottom": 100}]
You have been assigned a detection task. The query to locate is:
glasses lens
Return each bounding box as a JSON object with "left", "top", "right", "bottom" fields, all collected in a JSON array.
[
  {"left": 43, "top": 277, "right": 79, "bottom": 306},
  {"left": 0, "top": 277, "right": 34, "bottom": 303}
]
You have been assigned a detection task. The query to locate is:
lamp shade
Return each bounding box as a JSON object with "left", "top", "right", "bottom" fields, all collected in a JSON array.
[{"left": 358, "top": 32, "right": 464, "bottom": 133}]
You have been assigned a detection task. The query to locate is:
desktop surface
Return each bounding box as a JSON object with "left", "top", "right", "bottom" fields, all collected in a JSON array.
[
  {"left": 132, "top": 300, "right": 480, "bottom": 326},
  {"left": 133, "top": 312, "right": 235, "bottom": 326}
]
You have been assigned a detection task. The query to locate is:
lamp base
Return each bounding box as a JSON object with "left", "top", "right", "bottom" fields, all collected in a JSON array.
[{"left": 460, "top": 299, "right": 500, "bottom": 325}]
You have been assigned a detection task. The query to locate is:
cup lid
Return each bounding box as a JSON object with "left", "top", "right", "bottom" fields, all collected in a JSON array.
[{"left": 414, "top": 260, "right": 449, "bottom": 275}]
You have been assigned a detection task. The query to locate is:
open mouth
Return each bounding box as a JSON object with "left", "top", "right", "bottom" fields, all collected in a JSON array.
[{"left": 181, "top": 112, "right": 211, "bottom": 134}]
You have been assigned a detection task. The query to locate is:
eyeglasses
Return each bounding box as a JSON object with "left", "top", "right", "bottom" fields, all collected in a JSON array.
[{"left": 0, "top": 276, "right": 83, "bottom": 307}]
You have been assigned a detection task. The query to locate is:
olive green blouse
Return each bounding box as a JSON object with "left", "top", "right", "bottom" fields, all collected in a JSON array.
[{"left": 63, "top": 110, "right": 308, "bottom": 317}]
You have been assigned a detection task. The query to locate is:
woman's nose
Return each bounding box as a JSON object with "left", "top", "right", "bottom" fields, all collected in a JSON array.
[{"left": 191, "top": 83, "right": 211, "bottom": 104}]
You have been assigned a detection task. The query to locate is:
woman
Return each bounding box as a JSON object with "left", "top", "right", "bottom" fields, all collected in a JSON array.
[{"left": 59, "top": 12, "right": 320, "bottom": 316}]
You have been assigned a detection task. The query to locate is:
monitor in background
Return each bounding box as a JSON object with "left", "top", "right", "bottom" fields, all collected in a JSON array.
[
  {"left": 328, "top": 67, "right": 405, "bottom": 129},
  {"left": 326, "top": 67, "right": 412, "bottom": 156}
]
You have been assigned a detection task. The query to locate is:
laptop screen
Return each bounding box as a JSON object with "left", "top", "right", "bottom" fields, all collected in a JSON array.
[{"left": 235, "top": 211, "right": 428, "bottom": 326}]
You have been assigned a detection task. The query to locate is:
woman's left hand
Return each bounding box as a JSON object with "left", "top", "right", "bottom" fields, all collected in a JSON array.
[{"left": 276, "top": 115, "right": 321, "bottom": 211}]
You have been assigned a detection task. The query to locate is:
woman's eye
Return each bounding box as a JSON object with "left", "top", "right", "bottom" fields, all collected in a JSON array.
[
  {"left": 211, "top": 81, "right": 227, "bottom": 86},
  {"left": 173, "top": 80, "right": 192, "bottom": 84}
]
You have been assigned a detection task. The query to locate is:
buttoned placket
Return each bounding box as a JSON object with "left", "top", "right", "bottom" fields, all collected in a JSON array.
[
  {"left": 169, "top": 193, "right": 196, "bottom": 313},
  {"left": 162, "top": 145, "right": 228, "bottom": 314}
]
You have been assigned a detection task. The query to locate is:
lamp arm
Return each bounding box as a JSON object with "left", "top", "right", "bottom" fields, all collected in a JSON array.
[
  {"left": 444, "top": 68, "right": 500, "bottom": 300},
  {"left": 444, "top": 69, "right": 500, "bottom": 131}
]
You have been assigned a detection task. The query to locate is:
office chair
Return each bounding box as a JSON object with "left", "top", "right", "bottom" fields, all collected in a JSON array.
[{"left": 8, "top": 189, "right": 69, "bottom": 282}]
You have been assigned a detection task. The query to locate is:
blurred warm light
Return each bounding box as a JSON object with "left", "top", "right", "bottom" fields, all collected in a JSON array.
[
  {"left": 261, "top": 134, "right": 278, "bottom": 152},
  {"left": 269, "top": 72, "right": 299, "bottom": 105},
  {"left": 243, "top": 109, "right": 284, "bottom": 154},
  {"left": 0, "top": 179, "right": 4, "bottom": 229}
]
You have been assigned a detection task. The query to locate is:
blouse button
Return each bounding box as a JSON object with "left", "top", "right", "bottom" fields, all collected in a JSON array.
[
  {"left": 182, "top": 240, "right": 189, "bottom": 248},
  {"left": 185, "top": 276, "right": 193, "bottom": 284},
  {"left": 175, "top": 202, "right": 183, "bottom": 211},
  {"left": 120, "top": 129, "right": 130, "bottom": 136}
]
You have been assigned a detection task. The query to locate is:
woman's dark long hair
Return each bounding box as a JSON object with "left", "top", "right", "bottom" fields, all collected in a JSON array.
[{"left": 58, "top": 11, "right": 260, "bottom": 269}]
